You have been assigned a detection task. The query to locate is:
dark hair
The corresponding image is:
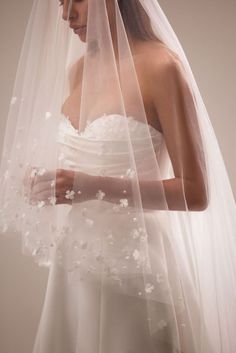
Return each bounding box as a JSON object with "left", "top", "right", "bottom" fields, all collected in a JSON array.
[{"left": 118, "top": 0, "right": 162, "bottom": 42}]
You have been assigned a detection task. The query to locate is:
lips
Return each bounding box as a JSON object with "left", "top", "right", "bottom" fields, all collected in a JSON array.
[{"left": 72, "top": 26, "right": 87, "bottom": 35}]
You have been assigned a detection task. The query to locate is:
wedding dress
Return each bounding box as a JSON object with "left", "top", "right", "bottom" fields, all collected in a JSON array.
[{"left": 32, "top": 114, "right": 196, "bottom": 353}]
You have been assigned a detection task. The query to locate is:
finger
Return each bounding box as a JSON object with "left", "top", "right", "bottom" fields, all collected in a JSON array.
[
  {"left": 29, "top": 189, "right": 56, "bottom": 206},
  {"left": 33, "top": 169, "right": 57, "bottom": 184},
  {"left": 32, "top": 180, "right": 56, "bottom": 196}
]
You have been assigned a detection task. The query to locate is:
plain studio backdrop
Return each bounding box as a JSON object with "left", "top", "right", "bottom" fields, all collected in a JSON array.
[{"left": 0, "top": 1, "right": 235, "bottom": 353}]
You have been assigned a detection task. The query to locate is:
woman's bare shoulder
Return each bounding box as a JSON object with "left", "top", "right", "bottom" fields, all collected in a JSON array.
[{"left": 140, "top": 41, "right": 182, "bottom": 74}]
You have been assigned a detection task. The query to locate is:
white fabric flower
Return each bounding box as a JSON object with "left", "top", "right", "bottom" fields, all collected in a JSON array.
[
  {"left": 133, "top": 249, "right": 141, "bottom": 261},
  {"left": 156, "top": 273, "right": 164, "bottom": 284},
  {"left": 65, "top": 190, "right": 75, "bottom": 200},
  {"left": 10, "top": 96, "right": 18, "bottom": 105},
  {"left": 96, "top": 190, "right": 105, "bottom": 200},
  {"left": 45, "top": 111, "right": 52, "bottom": 120},
  {"left": 37, "top": 168, "right": 46, "bottom": 176},
  {"left": 119, "top": 198, "right": 128, "bottom": 207},
  {"left": 145, "top": 283, "right": 155, "bottom": 294},
  {"left": 37, "top": 201, "right": 46, "bottom": 208},
  {"left": 48, "top": 196, "right": 57, "bottom": 205},
  {"left": 130, "top": 228, "right": 140, "bottom": 239},
  {"left": 30, "top": 168, "right": 38, "bottom": 178},
  {"left": 126, "top": 168, "right": 136, "bottom": 178}
]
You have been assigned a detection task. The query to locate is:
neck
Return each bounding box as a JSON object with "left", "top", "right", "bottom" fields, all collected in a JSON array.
[{"left": 110, "top": 22, "right": 140, "bottom": 60}]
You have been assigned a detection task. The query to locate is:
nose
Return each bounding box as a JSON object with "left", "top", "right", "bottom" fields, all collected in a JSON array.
[{"left": 62, "top": 3, "right": 77, "bottom": 21}]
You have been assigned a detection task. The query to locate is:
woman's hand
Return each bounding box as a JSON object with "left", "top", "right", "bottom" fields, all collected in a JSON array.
[{"left": 23, "top": 167, "right": 94, "bottom": 206}]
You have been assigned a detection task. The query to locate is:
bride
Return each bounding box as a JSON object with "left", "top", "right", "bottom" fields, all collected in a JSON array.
[
  {"left": 1, "top": 1, "right": 236, "bottom": 353},
  {"left": 52, "top": 0, "right": 207, "bottom": 212}
]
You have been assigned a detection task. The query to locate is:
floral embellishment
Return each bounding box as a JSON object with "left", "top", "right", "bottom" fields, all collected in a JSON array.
[
  {"left": 130, "top": 228, "right": 140, "bottom": 239},
  {"left": 45, "top": 111, "right": 52, "bottom": 120},
  {"left": 157, "top": 319, "right": 167, "bottom": 330},
  {"left": 37, "top": 168, "right": 46, "bottom": 176},
  {"left": 133, "top": 249, "right": 141, "bottom": 261},
  {"left": 96, "top": 190, "right": 105, "bottom": 200},
  {"left": 48, "top": 196, "right": 57, "bottom": 205},
  {"left": 106, "top": 232, "right": 114, "bottom": 245},
  {"left": 30, "top": 168, "right": 38, "bottom": 178},
  {"left": 50, "top": 180, "right": 56, "bottom": 187},
  {"left": 119, "top": 198, "right": 128, "bottom": 208},
  {"left": 156, "top": 273, "right": 164, "bottom": 284},
  {"left": 65, "top": 190, "right": 75, "bottom": 200},
  {"left": 145, "top": 283, "right": 155, "bottom": 294},
  {"left": 126, "top": 168, "right": 136, "bottom": 178},
  {"left": 37, "top": 201, "right": 46, "bottom": 208},
  {"left": 10, "top": 96, "right": 18, "bottom": 105}
]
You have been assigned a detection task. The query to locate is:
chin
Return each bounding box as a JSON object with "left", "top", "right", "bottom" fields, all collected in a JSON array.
[{"left": 79, "top": 34, "right": 87, "bottom": 43}]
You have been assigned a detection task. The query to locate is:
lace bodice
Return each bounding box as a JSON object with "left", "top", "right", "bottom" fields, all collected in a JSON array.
[{"left": 57, "top": 114, "right": 164, "bottom": 177}]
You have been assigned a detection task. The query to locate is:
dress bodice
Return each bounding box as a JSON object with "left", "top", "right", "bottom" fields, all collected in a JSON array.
[{"left": 57, "top": 114, "right": 164, "bottom": 177}]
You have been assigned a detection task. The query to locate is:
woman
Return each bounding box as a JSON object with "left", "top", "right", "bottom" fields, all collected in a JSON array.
[
  {"left": 1, "top": 1, "right": 236, "bottom": 353},
  {"left": 47, "top": 0, "right": 207, "bottom": 212}
]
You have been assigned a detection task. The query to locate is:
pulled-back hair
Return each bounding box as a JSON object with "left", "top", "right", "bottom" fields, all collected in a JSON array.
[{"left": 118, "top": 0, "right": 161, "bottom": 42}]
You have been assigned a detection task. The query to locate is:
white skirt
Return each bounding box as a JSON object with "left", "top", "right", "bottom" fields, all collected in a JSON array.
[{"left": 32, "top": 201, "right": 207, "bottom": 353}]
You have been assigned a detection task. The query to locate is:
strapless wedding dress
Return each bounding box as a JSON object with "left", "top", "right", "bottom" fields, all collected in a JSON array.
[{"left": 32, "top": 114, "right": 194, "bottom": 353}]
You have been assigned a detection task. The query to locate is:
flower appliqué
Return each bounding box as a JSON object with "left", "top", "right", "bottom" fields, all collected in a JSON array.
[
  {"left": 145, "top": 283, "right": 155, "bottom": 294},
  {"left": 119, "top": 198, "right": 129, "bottom": 208},
  {"left": 65, "top": 190, "right": 75, "bottom": 200},
  {"left": 96, "top": 190, "right": 105, "bottom": 200}
]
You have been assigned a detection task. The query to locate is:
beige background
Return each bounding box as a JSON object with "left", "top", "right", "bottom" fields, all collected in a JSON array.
[{"left": 0, "top": 1, "right": 235, "bottom": 353}]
